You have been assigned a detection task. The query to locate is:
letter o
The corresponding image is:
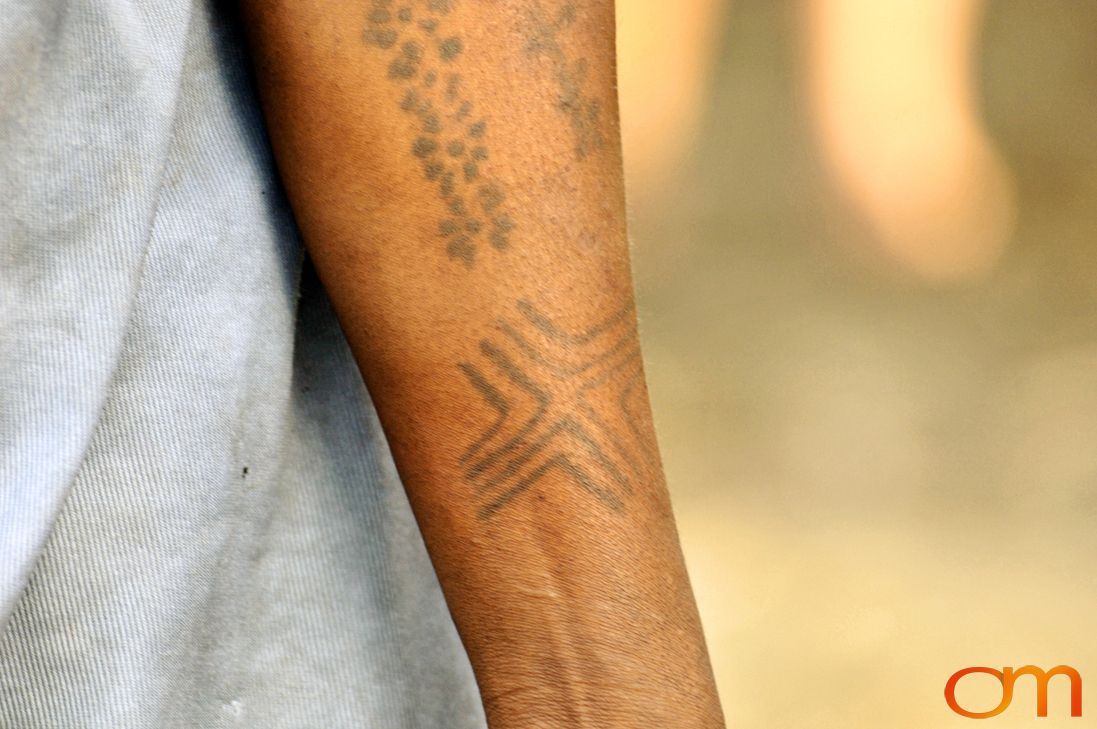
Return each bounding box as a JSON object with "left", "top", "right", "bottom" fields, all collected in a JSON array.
[{"left": 945, "top": 667, "right": 1014, "bottom": 719}]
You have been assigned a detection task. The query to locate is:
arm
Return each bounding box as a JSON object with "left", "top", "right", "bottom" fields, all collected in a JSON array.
[{"left": 240, "top": 2, "right": 724, "bottom": 726}]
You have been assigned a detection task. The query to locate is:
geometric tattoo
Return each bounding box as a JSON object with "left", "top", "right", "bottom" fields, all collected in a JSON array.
[
  {"left": 458, "top": 299, "right": 655, "bottom": 519},
  {"left": 363, "top": 0, "right": 515, "bottom": 266},
  {"left": 525, "top": 2, "right": 606, "bottom": 161}
]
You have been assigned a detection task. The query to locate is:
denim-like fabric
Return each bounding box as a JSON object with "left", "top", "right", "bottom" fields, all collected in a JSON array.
[{"left": 0, "top": 2, "right": 486, "bottom": 726}]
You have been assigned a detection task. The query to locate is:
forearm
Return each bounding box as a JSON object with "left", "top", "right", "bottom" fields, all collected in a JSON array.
[{"left": 242, "top": 1, "right": 723, "bottom": 725}]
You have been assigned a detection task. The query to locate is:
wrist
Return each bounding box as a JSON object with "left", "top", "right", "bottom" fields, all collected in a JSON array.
[
  {"left": 474, "top": 647, "right": 726, "bottom": 729},
  {"left": 481, "top": 680, "right": 726, "bottom": 729}
]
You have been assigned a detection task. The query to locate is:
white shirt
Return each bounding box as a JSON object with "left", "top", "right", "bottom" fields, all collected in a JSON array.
[{"left": 0, "top": 2, "right": 484, "bottom": 726}]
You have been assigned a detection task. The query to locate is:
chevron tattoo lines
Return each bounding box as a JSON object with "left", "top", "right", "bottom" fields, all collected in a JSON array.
[{"left": 458, "top": 299, "right": 656, "bottom": 519}]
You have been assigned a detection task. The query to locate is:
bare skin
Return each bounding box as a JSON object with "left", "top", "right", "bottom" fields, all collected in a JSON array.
[{"left": 240, "top": 1, "right": 725, "bottom": 726}]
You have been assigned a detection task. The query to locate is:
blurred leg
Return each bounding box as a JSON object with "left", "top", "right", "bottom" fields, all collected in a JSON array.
[
  {"left": 617, "top": 0, "right": 728, "bottom": 208},
  {"left": 804, "top": 0, "right": 1015, "bottom": 281}
]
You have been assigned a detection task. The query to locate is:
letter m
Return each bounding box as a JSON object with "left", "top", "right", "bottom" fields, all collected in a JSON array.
[{"left": 1007, "top": 665, "right": 1082, "bottom": 717}]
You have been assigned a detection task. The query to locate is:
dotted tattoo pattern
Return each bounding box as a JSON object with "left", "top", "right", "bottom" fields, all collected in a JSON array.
[
  {"left": 526, "top": 2, "right": 606, "bottom": 160},
  {"left": 458, "top": 300, "right": 657, "bottom": 519},
  {"left": 364, "top": 0, "right": 515, "bottom": 265}
]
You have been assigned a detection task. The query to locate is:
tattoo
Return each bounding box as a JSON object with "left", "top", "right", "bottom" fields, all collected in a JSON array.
[
  {"left": 525, "top": 2, "right": 606, "bottom": 160},
  {"left": 458, "top": 299, "right": 655, "bottom": 519},
  {"left": 363, "top": 0, "right": 515, "bottom": 265}
]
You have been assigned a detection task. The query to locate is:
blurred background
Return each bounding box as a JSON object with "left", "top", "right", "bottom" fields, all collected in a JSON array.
[{"left": 614, "top": 1, "right": 1097, "bottom": 726}]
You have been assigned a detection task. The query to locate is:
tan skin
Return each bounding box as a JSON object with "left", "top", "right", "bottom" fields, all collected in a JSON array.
[{"left": 240, "top": 1, "right": 725, "bottom": 726}]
